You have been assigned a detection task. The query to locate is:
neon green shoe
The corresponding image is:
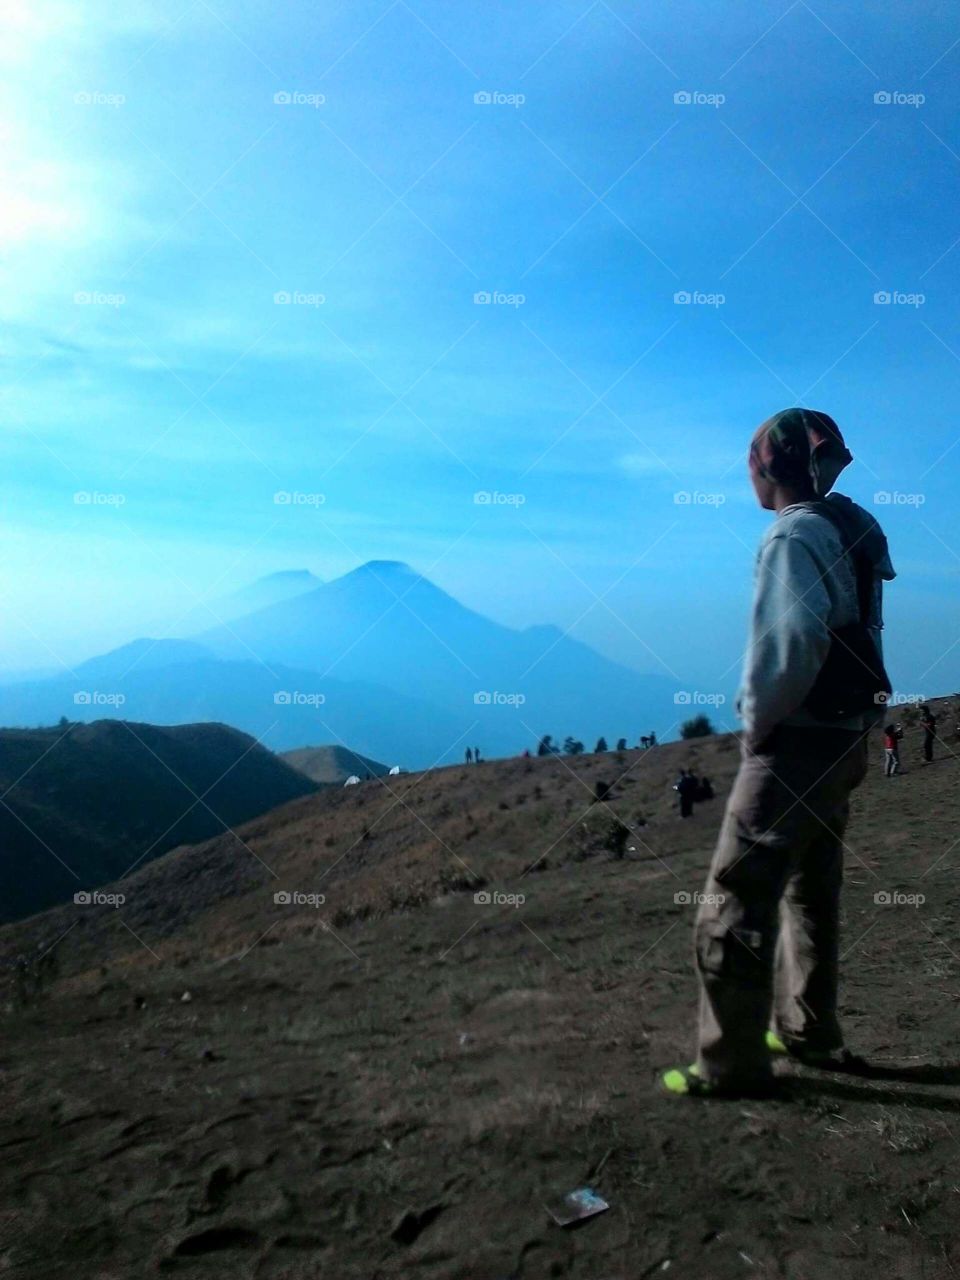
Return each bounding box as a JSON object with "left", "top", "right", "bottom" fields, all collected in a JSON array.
[
  {"left": 661, "top": 1063, "right": 714, "bottom": 1097},
  {"left": 766, "top": 1030, "right": 787, "bottom": 1054}
]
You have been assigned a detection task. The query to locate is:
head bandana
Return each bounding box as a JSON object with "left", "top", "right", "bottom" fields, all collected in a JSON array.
[{"left": 753, "top": 408, "right": 853, "bottom": 496}]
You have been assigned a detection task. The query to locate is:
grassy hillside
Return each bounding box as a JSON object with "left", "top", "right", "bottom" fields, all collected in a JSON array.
[
  {"left": 282, "top": 744, "right": 390, "bottom": 785},
  {"left": 0, "top": 702, "right": 958, "bottom": 1278},
  {"left": 0, "top": 720, "right": 318, "bottom": 924}
]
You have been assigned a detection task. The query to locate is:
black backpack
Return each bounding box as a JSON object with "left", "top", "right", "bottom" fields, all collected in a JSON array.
[{"left": 801, "top": 501, "right": 892, "bottom": 720}]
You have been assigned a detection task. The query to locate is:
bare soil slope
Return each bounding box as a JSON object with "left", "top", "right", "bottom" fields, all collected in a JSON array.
[{"left": 0, "top": 705, "right": 958, "bottom": 1279}]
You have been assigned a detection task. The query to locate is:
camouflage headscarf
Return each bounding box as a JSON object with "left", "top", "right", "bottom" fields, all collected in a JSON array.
[{"left": 753, "top": 407, "right": 853, "bottom": 496}]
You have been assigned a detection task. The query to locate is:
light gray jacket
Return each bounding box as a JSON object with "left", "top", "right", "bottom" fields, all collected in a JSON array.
[{"left": 737, "top": 495, "right": 895, "bottom": 746}]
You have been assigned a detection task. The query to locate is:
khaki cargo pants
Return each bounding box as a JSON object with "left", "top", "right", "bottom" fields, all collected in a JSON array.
[{"left": 695, "top": 725, "right": 870, "bottom": 1087}]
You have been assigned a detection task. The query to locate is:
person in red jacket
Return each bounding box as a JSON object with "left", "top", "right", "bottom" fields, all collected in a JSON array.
[{"left": 883, "top": 723, "right": 903, "bottom": 776}]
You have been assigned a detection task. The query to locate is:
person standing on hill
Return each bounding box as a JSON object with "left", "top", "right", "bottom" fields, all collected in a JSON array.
[
  {"left": 920, "top": 705, "right": 937, "bottom": 764},
  {"left": 882, "top": 723, "right": 903, "bottom": 776},
  {"left": 663, "top": 408, "right": 893, "bottom": 1098},
  {"left": 673, "top": 769, "right": 698, "bottom": 818}
]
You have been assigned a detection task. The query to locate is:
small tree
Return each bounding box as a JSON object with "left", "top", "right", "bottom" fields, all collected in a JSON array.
[
  {"left": 681, "top": 714, "right": 715, "bottom": 740},
  {"left": 537, "top": 734, "right": 553, "bottom": 757},
  {"left": 595, "top": 736, "right": 608, "bottom": 753},
  {"left": 563, "top": 736, "right": 585, "bottom": 755},
  {"left": 616, "top": 737, "right": 627, "bottom": 752}
]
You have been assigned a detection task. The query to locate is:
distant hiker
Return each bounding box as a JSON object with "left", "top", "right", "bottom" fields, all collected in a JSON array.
[
  {"left": 521, "top": 748, "right": 531, "bottom": 758},
  {"left": 696, "top": 775, "right": 715, "bottom": 801},
  {"left": 640, "top": 735, "right": 650, "bottom": 749},
  {"left": 920, "top": 705, "right": 937, "bottom": 764},
  {"left": 663, "top": 407, "right": 893, "bottom": 1099},
  {"left": 465, "top": 747, "right": 473, "bottom": 764},
  {"left": 474, "top": 746, "right": 482, "bottom": 763},
  {"left": 883, "top": 723, "right": 903, "bottom": 776},
  {"left": 673, "top": 769, "right": 698, "bottom": 818},
  {"left": 649, "top": 731, "right": 657, "bottom": 747}
]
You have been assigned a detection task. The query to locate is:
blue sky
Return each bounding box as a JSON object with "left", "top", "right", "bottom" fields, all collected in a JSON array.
[{"left": 2, "top": 0, "right": 960, "bottom": 705}]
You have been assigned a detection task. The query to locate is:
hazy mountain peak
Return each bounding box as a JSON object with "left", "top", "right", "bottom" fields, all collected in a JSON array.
[
  {"left": 254, "top": 569, "right": 320, "bottom": 585},
  {"left": 354, "top": 560, "right": 417, "bottom": 577}
]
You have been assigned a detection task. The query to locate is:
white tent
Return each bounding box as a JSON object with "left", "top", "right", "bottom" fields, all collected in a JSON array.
[
  {"left": 388, "top": 765, "right": 401, "bottom": 775},
  {"left": 344, "top": 775, "right": 361, "bottom": 787}
]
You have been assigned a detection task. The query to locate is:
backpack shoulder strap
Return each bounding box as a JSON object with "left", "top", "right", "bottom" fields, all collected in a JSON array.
[{"left": 802, "top": 500, "right": 873, "bottom": 622}]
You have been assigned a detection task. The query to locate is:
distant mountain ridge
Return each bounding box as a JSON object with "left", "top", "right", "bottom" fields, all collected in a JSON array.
[{"left": 0, "top": 562, "right": 684, "bottom": 766}]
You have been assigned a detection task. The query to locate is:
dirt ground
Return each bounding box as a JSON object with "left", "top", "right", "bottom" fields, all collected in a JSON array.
[{"left": 1, "top": 711, "right": 958, "bottom": 1279}]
